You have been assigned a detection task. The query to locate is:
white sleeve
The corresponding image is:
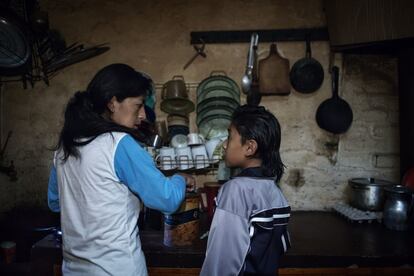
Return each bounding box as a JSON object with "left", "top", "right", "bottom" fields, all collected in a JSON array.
[{"left": 200, "top": 208, "right": 251, "bottom": 276}]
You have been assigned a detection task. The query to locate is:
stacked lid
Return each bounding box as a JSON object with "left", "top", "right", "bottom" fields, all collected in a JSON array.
[
  {"left": 161, "top": 75, "right": 194, "bottom": 115},
  {"left": 196, "top": 72, "right": 240, "bottom": 139},
  {"left": 160, "top": 76, "right": 193, "bottom": 141}
]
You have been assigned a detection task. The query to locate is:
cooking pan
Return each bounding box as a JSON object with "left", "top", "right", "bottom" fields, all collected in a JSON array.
[
  {"left": 316, "top": 66, "right": 353, "bottom": 134},
  {"left": 290, "top": 38, "right": 324, "bottom": 93}
]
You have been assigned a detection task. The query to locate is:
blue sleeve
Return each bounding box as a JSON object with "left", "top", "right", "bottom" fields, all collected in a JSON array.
[
  {"left": 47, "top": 166, "right": 60, "bottom": 212},
  {"left": 114, "top": 135, "right": 186, "bottom": 214}
]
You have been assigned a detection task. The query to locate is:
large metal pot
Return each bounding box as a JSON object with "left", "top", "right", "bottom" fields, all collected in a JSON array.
[{"left": 348, "top": 178, "right": 395, "bottom": 211}]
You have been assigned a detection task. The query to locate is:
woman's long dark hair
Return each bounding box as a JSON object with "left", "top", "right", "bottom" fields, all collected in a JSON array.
[
  {"left": 56, "top": 63, "right": 152, "bottom": 160},
  {"left": 231, "top": 105, "right": 285, "bottom": 182}
]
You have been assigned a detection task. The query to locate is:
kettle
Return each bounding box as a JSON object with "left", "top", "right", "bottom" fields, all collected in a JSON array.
[{"left": 383, "top": 185, "right": 414, "bottom": 231}]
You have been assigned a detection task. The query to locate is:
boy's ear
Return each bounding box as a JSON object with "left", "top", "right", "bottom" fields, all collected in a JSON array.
[{"left": 245, "top": 139, "right": 258, "bottom": 157}]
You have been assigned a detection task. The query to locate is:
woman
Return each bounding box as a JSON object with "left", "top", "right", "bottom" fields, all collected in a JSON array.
[{"left": 47, "top": 63, "right": 194, "bottom": 275}]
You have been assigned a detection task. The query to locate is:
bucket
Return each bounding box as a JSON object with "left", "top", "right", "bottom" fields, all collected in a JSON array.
[{"left": 163, "top": 193, "right": 200, "bottom": 247}]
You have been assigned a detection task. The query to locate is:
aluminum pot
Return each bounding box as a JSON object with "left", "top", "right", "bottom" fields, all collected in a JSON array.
[{"left": 348, "top": 178, "right": 395, "bottom": 211}]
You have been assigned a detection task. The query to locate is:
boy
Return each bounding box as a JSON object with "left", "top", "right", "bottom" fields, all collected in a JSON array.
[{"left": 201, "top": 105, "right": 291, "bottom": 276}]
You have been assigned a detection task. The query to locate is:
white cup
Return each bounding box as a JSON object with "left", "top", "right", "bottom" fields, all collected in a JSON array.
[
  {"left": 155, "top": 147, "right": 177, "bottom": 170},
  {"left": 205, "top": 138, "right": 223, "bottom": 163},
  {"left": 191, "top": 144, "right": 209, "bottom": 169},
  {"left": 175, "top": 147, "right": 193, "bottom": 170},
  {"left": 187, "top": 133, "right": 205, "bottom": 146},
  {"left": 170, "top": 134, "right": 188, "bottom": 148}
]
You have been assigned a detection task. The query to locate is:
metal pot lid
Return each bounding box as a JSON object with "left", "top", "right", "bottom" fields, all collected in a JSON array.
[{"left": 349, "top": 178, "right": 395, "bottom": 187}]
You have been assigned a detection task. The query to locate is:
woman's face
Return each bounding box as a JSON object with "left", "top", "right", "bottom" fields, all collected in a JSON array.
[{"left": 108, "top": 96, "right": 146, "bottom": 129}]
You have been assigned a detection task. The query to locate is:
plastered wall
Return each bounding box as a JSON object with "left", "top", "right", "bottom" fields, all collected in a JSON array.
[{"left": 0, "top": 0, "right": 399, "bottom": 212}]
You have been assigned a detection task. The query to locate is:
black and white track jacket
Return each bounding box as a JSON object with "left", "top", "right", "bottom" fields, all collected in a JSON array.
[{"left": 201, "top": 167, "right": 291, "bottom": 276}]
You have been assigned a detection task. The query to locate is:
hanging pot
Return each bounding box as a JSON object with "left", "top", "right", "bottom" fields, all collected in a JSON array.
[
  {"left": 289, "top": 38, "right": 324, "bottom": 93},
  {"left": 315, "top": 66, "right": 353, "bottom": 134}
]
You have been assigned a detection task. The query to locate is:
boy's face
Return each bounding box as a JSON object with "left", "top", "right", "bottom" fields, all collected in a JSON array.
[{"left": 223, "top": 124, "right": 249, "bottom": 168}]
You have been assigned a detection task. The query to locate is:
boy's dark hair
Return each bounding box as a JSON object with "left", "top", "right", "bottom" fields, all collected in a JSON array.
[
  {"left": 231, "top": 105, "right": 285, "bottom": 182},
  {"left": 56, "top": 63, "right": 152, "bottom": 160}
]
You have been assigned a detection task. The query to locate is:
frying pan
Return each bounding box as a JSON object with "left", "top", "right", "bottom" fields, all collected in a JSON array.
[
  {"left": 290, "top": 38, "right": 324, "bottom": 93},
  {"left": 316, "top": 66, "right": 353, "bottom": 134}
]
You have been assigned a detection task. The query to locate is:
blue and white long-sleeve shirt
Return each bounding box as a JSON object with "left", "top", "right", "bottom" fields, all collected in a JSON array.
[{"left": 47, "top": 132, "right": 186, "bottom": 276}]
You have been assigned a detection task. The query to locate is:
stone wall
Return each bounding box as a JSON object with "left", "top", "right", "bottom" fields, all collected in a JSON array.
[{"left": 0, "top": 0, "right": 399, "bottom": 212}]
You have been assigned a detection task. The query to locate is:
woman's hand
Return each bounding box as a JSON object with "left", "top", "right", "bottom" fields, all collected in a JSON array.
[{"left": 177, "top": 173, "right": 196, "bottom": 192}]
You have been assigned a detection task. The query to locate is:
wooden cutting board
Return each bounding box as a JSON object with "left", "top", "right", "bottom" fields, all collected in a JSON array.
[{"left": 258, "top": 43, "right": 291, "bottom": 95}]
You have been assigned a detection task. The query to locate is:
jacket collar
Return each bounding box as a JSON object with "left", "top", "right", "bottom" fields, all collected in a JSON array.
[{"left": 235, "top": 167, "right": 266, "bottom": 177}]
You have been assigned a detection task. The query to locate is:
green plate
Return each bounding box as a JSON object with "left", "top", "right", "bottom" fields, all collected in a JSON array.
[
  {"left": 198, "top": 114, "right": 232, "bottom": 139},
  {"left": 197, "top": 86, "right": 240, "bottom": 104},
  {"left": 197, "top": 97, "right": 239, "bottom": 114},
  {"left": 196, "top": 104, "right": 235, "bottom": 125},
  {"left": 197, "top": 75, "right": 240, "bottom": 96}
]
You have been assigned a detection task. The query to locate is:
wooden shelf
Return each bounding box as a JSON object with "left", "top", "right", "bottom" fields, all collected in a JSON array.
[{"left": 190, "top": 27, "right": 329, "bottom": 44}]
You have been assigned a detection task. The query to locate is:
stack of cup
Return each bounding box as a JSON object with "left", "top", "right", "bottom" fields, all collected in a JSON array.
[{"left": 187, "top": 133, "right": 209, "bottom": 170}]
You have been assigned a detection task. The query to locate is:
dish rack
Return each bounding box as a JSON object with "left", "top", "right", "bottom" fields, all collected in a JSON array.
[
  {"left": 333, "top": 203, "right": 382, "bottom": 223},
  {"left": 155, "top": 156, "right": 220, "bottom": 174}
]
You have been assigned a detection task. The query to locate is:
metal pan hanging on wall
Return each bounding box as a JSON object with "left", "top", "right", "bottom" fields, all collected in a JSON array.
[
  {"left": 0, "top": 10, "right": 32, "bottom": 76},
  {"left": 315, "top": 66, "right": 353, "bottom": 134},
  {"left": 289, "top": 38, "right": 324, "bottom": 94}
]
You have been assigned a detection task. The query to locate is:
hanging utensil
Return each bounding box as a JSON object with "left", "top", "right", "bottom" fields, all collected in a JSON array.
[
  {"left": 258, "top": 43, "right": 291, "bottom": 95},
  {"left": 246, "top": 34, "right": 261, "bottom": 105},
  {"left": 315, "top": 66, "right": 353, "bottom": 134},
  {"left": 183, "top": 39, "right": 206, "bottom": 70},
  {"left": 290, "top": 37, "right": 324, "bottom": 93},
  {"left": 241, "top": 33, "right": 258, "bottom": 94}
]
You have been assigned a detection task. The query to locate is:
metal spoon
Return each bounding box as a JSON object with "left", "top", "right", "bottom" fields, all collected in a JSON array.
[
  {"left": 241, "top": 33, "right": 259, "bottom": 94},
  {"left": 241, "top": 74, "right": 252, "bottom": 94}
]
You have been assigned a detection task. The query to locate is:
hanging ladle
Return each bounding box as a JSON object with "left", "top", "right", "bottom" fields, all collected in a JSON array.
[{"left": 241, "top": 33, "right": 259, "bottom": 94}]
